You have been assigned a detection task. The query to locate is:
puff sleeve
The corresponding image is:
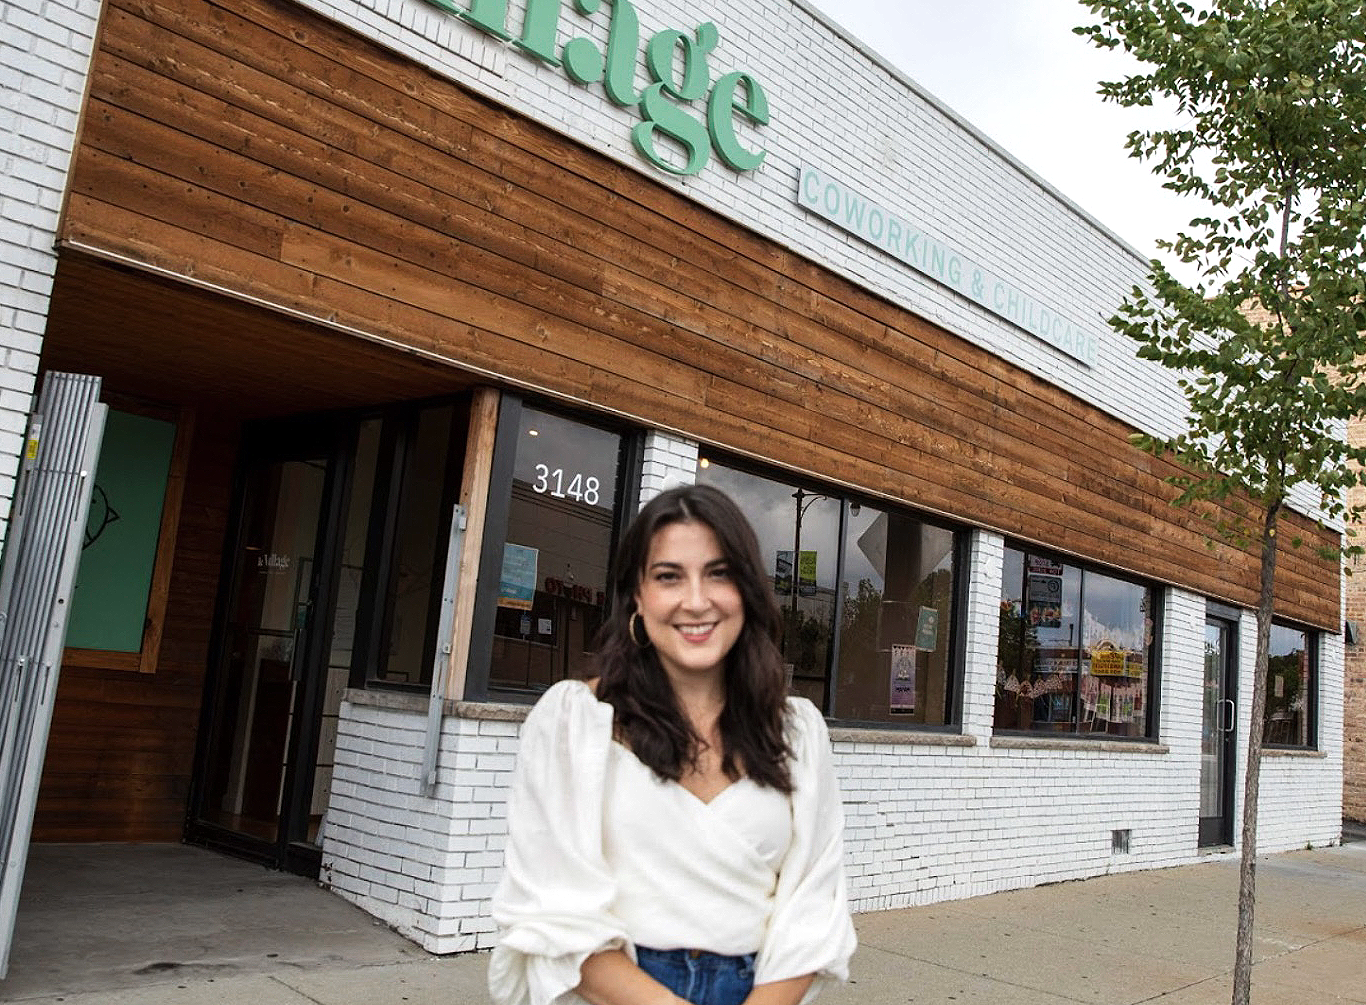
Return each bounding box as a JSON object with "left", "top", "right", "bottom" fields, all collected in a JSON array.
[
  {"left": 754, "top": 697, "right": 857, "bottom": 1001},
  {"left": 488, "top": 680, "right": 627, "bottom": 1005}
]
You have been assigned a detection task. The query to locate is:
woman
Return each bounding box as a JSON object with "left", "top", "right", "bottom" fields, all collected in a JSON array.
[{"left": 489, "top": 484, "right": 856, "bottom": 1005}]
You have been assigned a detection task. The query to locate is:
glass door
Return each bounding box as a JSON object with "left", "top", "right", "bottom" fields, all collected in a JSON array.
[
  {"left": 1200, "top": 613, "right": 1238, "bottom": 847},
  {"left": 189, "top": 420, "right": 348, "bottom": 874}
]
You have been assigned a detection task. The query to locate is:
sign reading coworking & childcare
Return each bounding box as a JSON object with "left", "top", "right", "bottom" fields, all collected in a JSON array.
[
  {"left": 798, "top": 165, "right": 1100, "bottom": 367},
  {"left": 420, "top": 0, "right": 770, "bottom": 177}
]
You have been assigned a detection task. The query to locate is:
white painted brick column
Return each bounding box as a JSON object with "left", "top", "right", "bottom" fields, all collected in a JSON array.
[
  {"left": 322, "top": 696, "right": 519, "bottom": 954},
  {"left": 961, "top": 529, "right": 1004, "bottom": 737},
  {"left": 1, "top": 0, "right": 102, "bottom": 545},
  {"left": 638, "top": 431, "right": 698, "bottom": 503},
  {"left": 1160, "top": 587, "right": 1207, "bottom": 850}
]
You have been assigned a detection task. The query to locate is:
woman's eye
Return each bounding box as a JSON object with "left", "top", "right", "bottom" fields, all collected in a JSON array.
[{"left": 709, "top": 566, "right": 732, "bottom": 580}]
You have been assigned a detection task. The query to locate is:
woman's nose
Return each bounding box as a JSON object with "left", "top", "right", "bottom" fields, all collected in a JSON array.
[{"left": 681, "top": 574, "right": 709, "bottom": 609}]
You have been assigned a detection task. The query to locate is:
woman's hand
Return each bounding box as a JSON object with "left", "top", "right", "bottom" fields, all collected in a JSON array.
[
  {"left": 742, "top": 974, "right": 816, "bottom": 1005},
  {"left": 575, "top": 949, "right": 689, "bottom": 1005}
]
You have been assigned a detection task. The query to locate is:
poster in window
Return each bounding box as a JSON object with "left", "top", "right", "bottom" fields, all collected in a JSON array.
[
  {"left": 915, "top": 605, "right": 939, "bottom": 650},
  {"left": 774, "top": 550, "right": 794, "bottom": 593},
  {"left": 1088, "top": 642, "right": 1128, "bottom": 677},
  {"left": 499, "top": 543, "right": 539, "bottom": 611},
  {"left": 1026, "top": 557, "right": 1064, "bottom": 628},
  {"left": 890, "top": 643, "right": 916, "bottom": 713}
]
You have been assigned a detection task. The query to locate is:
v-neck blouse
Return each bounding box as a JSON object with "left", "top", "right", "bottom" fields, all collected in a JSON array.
[
  {"left": 489, "top": 680, "right": 857, "bottom": 1005},
  {"left": 602, "top": 739, "right": 793, "bottom": 953}
]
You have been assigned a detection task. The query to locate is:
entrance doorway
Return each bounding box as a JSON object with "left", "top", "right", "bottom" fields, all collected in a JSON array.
[
  {"left": 187, "top": 419, "right": 350, "bottom": 875},
  {"left": 188, "top": 398, "right": 472, "bottom": 874},
  {"left": 1200, "top": 610, "right": 1239, "bottom": 847}
]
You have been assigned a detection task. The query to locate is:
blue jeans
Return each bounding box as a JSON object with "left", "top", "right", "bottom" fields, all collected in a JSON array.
[{"left": 636, "top": 946, "right": 757, "bottom": 1005}]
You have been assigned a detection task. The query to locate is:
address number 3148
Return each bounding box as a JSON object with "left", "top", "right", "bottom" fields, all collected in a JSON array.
[{"left": 532, "top": 464, "right": 601, "bottom": 506}]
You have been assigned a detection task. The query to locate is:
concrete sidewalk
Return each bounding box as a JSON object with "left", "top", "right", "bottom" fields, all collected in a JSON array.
[{"left": 2, "top": 834, "right": 1364, "bottom": 1004}]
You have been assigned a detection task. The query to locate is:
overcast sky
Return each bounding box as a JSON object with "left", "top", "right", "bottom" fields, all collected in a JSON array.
[{"left": 804, "top": 0, "right": 1191, "bottom": 272}]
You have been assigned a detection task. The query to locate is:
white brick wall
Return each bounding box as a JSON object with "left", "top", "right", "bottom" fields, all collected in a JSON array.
[
  {"left": 1255, "top": 625, "right": 1344, "bottom": 852},
  {"left": 0, "top": 0, "right": 102, "bottom": 544},
  {"left": 323, "top": 699, "right": 518, "bottom": 953}
]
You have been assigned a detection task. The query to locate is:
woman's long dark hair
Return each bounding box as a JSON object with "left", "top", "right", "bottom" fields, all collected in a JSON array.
[{"left": 593, "top": 484, "right": 794, "bottom": 793}]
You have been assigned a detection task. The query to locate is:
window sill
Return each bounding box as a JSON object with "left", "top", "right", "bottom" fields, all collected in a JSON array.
[
  {"left": 828, "top": 727, "right": 975, "bottom": 747},
  {"left": 1262, "top": 746, "right": 1325, "bottom": 758},
  {"left": 343, "top": 688, "right": 534, "bottom": 722},
  {"left": 990, "top": 734, "right": 1170, "bottom": 755},
  {"left": 347, "top": 688, "right": 994, "bottom": 747}
]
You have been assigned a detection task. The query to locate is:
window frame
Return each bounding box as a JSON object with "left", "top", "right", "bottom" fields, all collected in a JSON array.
[
  {"left": 463, "top": 394, "right": 643, "bottom": 703},
  {"left": 994, "top": 541, "right": 1163, "bottom": 741},
  {"left": 347, "top": 400, "right": 469, "bottom": 692},
  {"left": 1263, "top": 619, "right": 1319, "bottom": 750}
]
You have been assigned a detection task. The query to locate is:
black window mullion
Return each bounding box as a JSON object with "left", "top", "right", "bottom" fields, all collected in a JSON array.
[
  {"left": 1074, "top": 567, "right": 1086, "bottom": 733},
  {"left": 825, "top": 499, "right": 850, "bottom": 719},
  {"left": 350, "top": 414, "right": 409, "bottom": 688}
]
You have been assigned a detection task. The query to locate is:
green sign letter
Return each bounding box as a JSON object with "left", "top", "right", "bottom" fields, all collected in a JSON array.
[
  {"left": 453, "top": 0, "right": 511, "bottom": 40},
  {"left": 707, "top": 71, "right": 768, "bottom": 171},
  {"left": 516, "top": 0, "right": 565, "bottom": 64}
]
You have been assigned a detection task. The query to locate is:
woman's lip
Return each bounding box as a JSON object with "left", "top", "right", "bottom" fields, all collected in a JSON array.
[{"left": 676, "top": 623, "right": 717, "bottom": 638}]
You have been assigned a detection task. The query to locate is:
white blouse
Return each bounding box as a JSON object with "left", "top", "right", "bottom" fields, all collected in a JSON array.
[{"left": 488, "top": 680, "right": 857, "bottom": 1005}]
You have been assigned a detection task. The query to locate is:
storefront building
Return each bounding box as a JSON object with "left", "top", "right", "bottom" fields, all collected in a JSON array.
[{"left": 3, "top": 0, "right": 1344, "bottom": 954}]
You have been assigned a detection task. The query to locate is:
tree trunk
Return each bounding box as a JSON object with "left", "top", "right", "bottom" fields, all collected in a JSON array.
[{"left": 1232, "top": 501, "right": 1279, "bottom": 1005}]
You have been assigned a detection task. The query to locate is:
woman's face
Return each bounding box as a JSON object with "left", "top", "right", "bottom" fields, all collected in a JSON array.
[{"left": 634, "top": 519, "right": 745, "bottom": 686}]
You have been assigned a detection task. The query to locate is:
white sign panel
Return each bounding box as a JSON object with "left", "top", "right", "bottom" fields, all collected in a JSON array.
[{"left": 797, "top": 165, "right": 1100, "bottom": 367}]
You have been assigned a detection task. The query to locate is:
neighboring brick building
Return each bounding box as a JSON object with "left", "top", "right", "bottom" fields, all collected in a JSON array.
[{"left": 1345, "top": 416, "right": 1366, "bottom": 823}]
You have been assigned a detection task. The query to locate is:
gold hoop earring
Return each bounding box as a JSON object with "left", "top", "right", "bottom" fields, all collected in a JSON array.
[{"left": 631, "top": 611, "right": 651, "bottom": 648}]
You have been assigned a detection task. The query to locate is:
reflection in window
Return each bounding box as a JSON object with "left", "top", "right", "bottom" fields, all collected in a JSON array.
[
  {"left": 995, "top": 545, "right": 1157, "bottom": 738},
  {"left": 698, "top": 457, "right": 961, "bottom": 726},
  {"left": 487, "top": 407, "right": 622, "bottom": 693},
  {"left": 1265, "top": 623, "right": 1315, "bottom": 748}
]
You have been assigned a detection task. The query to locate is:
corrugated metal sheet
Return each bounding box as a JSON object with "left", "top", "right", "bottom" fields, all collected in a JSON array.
[{"left": 0, "top": 372, "right": 104, "bottom": 976}]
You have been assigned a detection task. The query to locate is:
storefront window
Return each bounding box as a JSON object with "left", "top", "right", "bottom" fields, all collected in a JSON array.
[
  {"left": 995, "top": 545, "right": 1157, "bottom": 738},
  {"left": 1265, "top": 622, "right": 1316, "bottom": 748},
  {"left": 486, "top": 406, "right": 623, "bottom": 694},
  {"left": 698, "top": 457, "right": 961, "bottom": 726},
  {"left": 835, "top": 503, "right": 958, "bottom": 724},
  {"left": 349, "top": 402, "right": 467, "bottom": 689}
]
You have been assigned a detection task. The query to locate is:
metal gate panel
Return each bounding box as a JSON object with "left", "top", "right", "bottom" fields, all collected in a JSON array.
[{"left": 0, "top": 372, "right": 105, "bottom": 977}]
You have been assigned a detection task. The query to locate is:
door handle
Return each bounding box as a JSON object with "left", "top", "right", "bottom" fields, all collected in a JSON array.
[
  {"left": 1219, "top": 698, "right": 1235, "bottom": 734},
  {"left": 288, "top": 624, "right": 306, "bottom": 683}
]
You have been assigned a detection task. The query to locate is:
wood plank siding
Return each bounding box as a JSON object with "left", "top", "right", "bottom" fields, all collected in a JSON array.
[{"left": 58, "top": 0, "right": 1337, "bottom": 637}]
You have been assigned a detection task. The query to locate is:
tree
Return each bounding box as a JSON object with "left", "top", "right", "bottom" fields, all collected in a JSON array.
[{"left": 1075, "top": 3, "right": 1366, "bottom": 1003}]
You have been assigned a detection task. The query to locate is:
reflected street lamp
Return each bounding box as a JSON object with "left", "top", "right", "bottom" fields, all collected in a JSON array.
[{"left": 789, "top": 488, "right": 828, "bottom": 629}]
